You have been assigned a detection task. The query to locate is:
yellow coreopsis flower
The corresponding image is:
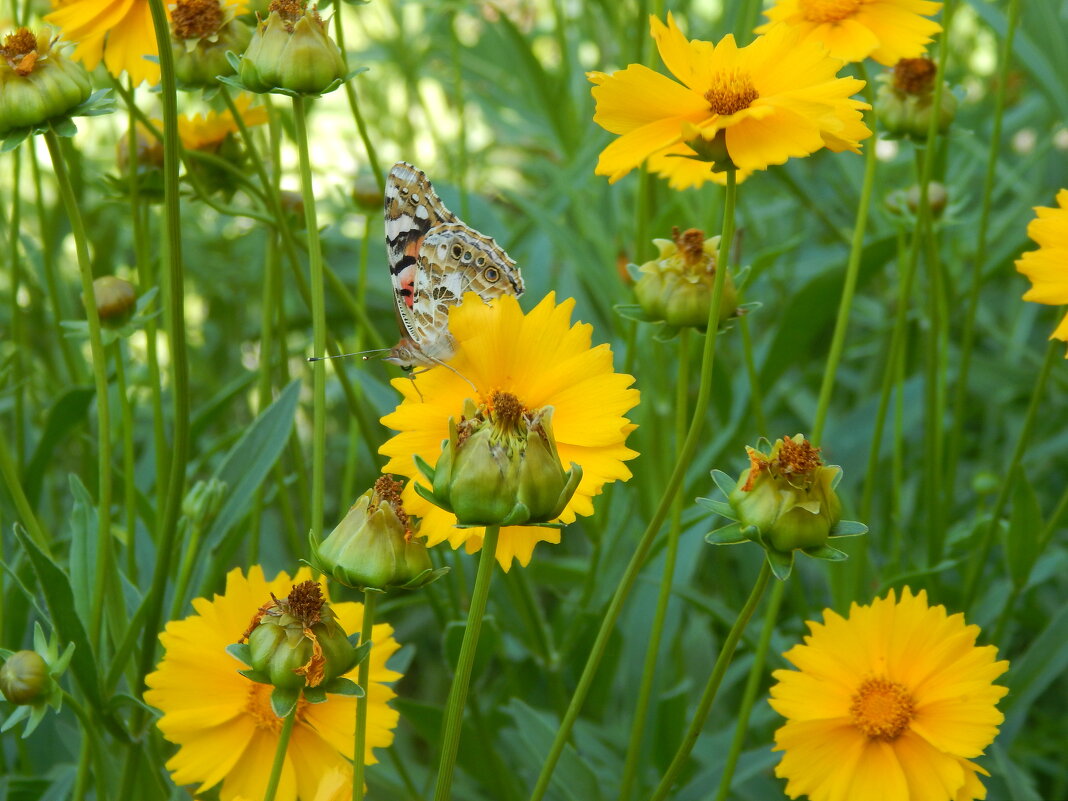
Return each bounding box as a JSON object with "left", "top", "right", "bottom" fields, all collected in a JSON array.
[
  {"left": 144, "top": 566, "right": 401, "bottom": 801},
  {"left": 45, "top": 0, "right": 247, "bottom": 86},
  {"left": 769, "top": 588, "right": 1009, "bottom": 801},
  {"left": 1016, "top": 188, "right": 1068, "bottom": 356},
  {"left": 380, "top": 292, "right": 639, "bottom": 570},
  {"left": 173, "top": 93, "right": 267, "bottom": 151},
  {"left": 589, "top": 15, "right": 871, "bottom": 185},
  {"left": 757, "top": 0, "right": 943, "bottom": 66}
]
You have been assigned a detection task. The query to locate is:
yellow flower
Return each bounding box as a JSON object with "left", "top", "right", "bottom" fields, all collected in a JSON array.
[
  {"left": 769, "top": 588, "right": 1008, "bottom": 801},
  {"left": 1015, "top": 188, "right": 1068, "bottom": 356},
  {"left": 589, "top": 15, "right": 871, "bottom": 184},
  {"left": 44, "top": 0, "right": 247, "bottom": 86},
  {"left": 144, "top": 566, "right": 401, "bottom": 801},
  {"left": 757, "top": 0, "right": 943, "bottom": 66},
  {"left": 380, "top": 292, "right": 639, "bottom": 570},
  {"left": 172, "top": 93, "right": 267, "bottom": 151}
]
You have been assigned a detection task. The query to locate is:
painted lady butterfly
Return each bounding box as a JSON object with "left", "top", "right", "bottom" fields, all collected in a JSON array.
[{"left": 384, "top": 162, "right": 524, "bottom": 370}]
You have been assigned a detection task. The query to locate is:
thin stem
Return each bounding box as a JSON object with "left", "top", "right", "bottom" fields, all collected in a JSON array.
[
  {"left": 618, "top": 329, "right": 691, "bottom": 801},
  {"left": 353, "top": 591, "right": 378, "bottom": 801},
  {"left": 738, "top": 314, "right": 767, "bottom": 437},
  {"left": 113, "top": 341, "right": 137, "bottom": 577},
  {"left": 713, "top": 577, "right": 784, "bottom": 801},
  {"left": 649, "top": 561, "right": 772, "bottom": 801},
  {"left": 9, "top": 148, "right": 24, "bottom": 467},
  {"left": 527, "top": 170, "right": 738, "bottom": 801},
  {"left": 263, "top": 703, "right": 299, "bottom": 801},
  {"left": 434, "top": 525, "right": 500, "bottom": 801},
  {"left": 291, "top": 95, "right": 328, "bottom": 548},
  {"left": 43, "top": 129, "right": 113, "bottom": 648},
  {"left": 810, "top": 70, "right": 878, "bottom": 446},
  {"left": 0, "top": 429, "right": 51, "bottom": 549},
  {"left": 332, "top": 8, "right": 385, "bottom": 192}
]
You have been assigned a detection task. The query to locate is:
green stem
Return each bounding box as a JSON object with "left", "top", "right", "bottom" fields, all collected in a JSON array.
[
  {"left": 618, "top": 329, "right": 691, "bottom": 801},
  {"left": 649, "top": 561, "right": 772, "bottom": 801},
  {"left": 810, "top": 71, "right": 878, "bottom": 446},
  {"left": 62, "top": 690, "right": 107, "bottom": 801},
  {"left": 43, "top": 129, "right": 113, "bottom": 649},
  {"left": 961, "top": 339, "right": 1058, "bottom": 607},
  {"left": 353, "top": 591, "right": 378, "bottom": 801},
  {"left": 0, "top": 429, "right": 51, "bottom": 548},
  {"left": 713, "top": 577, "right": 784, "bottom": 801},
  {"left": 9, "top": 147, "right": 24, "bottom": 467},
  {"left": 946, "top": 0, "right": 1018, "bottom": 497},
  {"left": 738, "top": 314, "right": 767, "bottom": 437},
  {"left": 113, "top": 341, "right": 138, "bottom": 577},
  {"left": 263, "top": 703, "right": 298, "bottom": 801},
  {"left": 332, "top": 8, "right": 385, "bottom": 193},
  {"left": 527, "top": 170, "right": 738, "bottom": 801},
  {"left": 434, "top": 525, "right": 500, "bottom": 801},
  {"left": 291, "top": 95, "right": 328, "bottom": 548}
]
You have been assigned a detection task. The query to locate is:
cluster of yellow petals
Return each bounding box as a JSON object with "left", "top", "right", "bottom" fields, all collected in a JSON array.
[
  {"left": 172, "top": 93, "right": 267, "bottom": 151},
  {"left": 758, "top": 0, "right": 943, "bottom": 65},
  {"left": 589, "top": 14, "right": 871, "bottom": 189},
  {"left": 1015, "top": 188, "right": 1068, "bottom": 355}
]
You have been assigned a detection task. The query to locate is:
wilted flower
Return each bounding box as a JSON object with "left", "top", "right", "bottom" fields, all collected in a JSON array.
[
  {"left": 170, "top": 0, "right": 252, "bottom": 88},
  {"left": 0, "top": 28, "right": 92, "bottom": 136},
  {"left": 876, "top": 57, "right": 957, "bottom": 139}
]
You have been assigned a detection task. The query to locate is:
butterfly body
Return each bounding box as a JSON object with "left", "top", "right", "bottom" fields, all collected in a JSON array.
[{"left": 384, "top": 162, "right": 523, "bottom": 369}]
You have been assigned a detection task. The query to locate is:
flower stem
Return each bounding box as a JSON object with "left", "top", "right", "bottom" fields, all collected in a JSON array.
[
  {"left": 263, "top": 703, "right": 298, "bottom": 801},
  {"left": 527, "top": 170, "right": 738, "bottom": 801},
  {"left": 810, "top": 72, "right": 878, "bottom": 446},
  {"left": 43, "top": 128, "right": 113, "bottom": 649},
  {"left": 434, "top": 525, "right": 500, "bottom": 801},
  {"left": 353, "top": 590, "right": 378, "bottom": 801},
  {"left": 618, "top": 328, "right": 691, "bottom": 801},
  {"left": 712, "top": 576, "right": 784, "bottom": 801},
  {"left": 649, "top": 561, "right": 772, "bottom": 801},
  {"left": 291, "top": 95, "right": 328, "bottom": 549},
  {"left": 113, "top": 341, "right": 137, "bottom": 578},
  {"left": 332, "top": 7, "right": 384, "bottom": 193}
]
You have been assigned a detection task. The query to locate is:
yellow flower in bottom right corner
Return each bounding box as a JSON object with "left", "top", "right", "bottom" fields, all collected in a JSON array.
[
  {"left": 1016, "top": 188, "right": 1068, "bottom": 356},
  {"left": 769, "top": 588, "right": 1008, "bottom": 801}
]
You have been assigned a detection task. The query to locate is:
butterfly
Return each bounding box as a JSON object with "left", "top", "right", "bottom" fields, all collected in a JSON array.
[{"left": 383, "top": 162, "right": 524, "bottom": 370}]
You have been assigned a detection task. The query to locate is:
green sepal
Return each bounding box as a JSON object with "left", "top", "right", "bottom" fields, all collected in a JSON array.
[
  {"left": 653, "top": 325, "right": 682, "bottom": 343},
  {"left": 0, "top": 705, "right": 30, "bottom": 734},
  {"left": 351, "top": 641, "right": 373, "bottom": 669},
  {"left": 226, "top": 642, "right": 253, "bottom": 667},
  {"left": 302, "top": 685, "right": 328, "bottom": 704},
  {"left": 51, "top": 643, "right": 75, "bottom": 676},
  {"left": 237, "top": 668, "right": 272, "bottom": 685},
  {"left": 829, "top": 520, "right": 868, "bottom": 538},
  {"left": 695, "top": 496, "right": 736, "bottom": 519},
  {"left": 766, "top": 548, "right": 795, "bottom": 581},
  {"left": 500, "top": 502, "right": 532, "bottom": 526},
  {"left": 346, "top": 632, "right": 360, "bottom": 648},
  {"left": 270, "top": 686, "right": 300, "bottom": 718},
  {"left": 321, "top": 676, "right": 364, "bottom": 697},
  {"left": 710, "top": 469, "right": 737, "bottom": 499},
  {"left": 614, "top": 304, "right": 661, "bottom": 324},
  {"left": 0, "top": 648, "right": 14, "bottom": 659},
  {"left": 397, "top": 565, "right": 451, "bottom": 590},
  {"left": 704, "top": 521, "right": 748, "bottom": 545},
  {"left": 803, "top": 544, "right": 849, "bottom": 561},
  {"left": 412, "top": 454, "right": 436, "bottom": 483},
  {"left": 412, "top": 480, "right": 450, "bottom": 513}
]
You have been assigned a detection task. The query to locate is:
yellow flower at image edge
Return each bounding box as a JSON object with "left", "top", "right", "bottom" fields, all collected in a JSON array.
[
  {"left": 45, "top": 0, "right": 247, "bottom": 86},
  {"left": 769, "top": 588, "right": 1008, "bottom": 801},
  {"left": 144, "top": 566, "right": 401, "bottom": 801},
  {"left": 757, "top": 0, "right": 943, "bottom": 66},
  {"left": 1016, "top": 188, "right": 1068, "bottom": 356},
  {"left": 173, "top": 93, "right": 268, "bottom": 152},
  {"left": 588, "top": 14, "right": 871, "bottom": 187},
  {"left": 380, "top": 292, "right": 639, "bottom": 570}
]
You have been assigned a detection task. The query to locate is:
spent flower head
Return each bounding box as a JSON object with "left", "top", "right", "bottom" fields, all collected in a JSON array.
[
  {"left": 876, "top": 57, "right": 957, "bottom": 139},
  {"left": 170, "top": 0, "right": 252, "bottom": 88},
  {"left": 0, "top": 27, "right": 94, "bottom": 138}
]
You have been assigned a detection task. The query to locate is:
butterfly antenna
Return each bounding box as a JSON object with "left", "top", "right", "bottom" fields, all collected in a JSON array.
[
  {"left": 307, "top": 348, "right": 391, "bottom": 363},
  {"left": 428, "top": 358, "right": 479, "bottom": 394}
]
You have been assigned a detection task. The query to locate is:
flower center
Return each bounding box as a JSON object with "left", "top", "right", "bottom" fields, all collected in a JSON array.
[
  {"left": 892, "top": 57, "right": 938, "bottom": 96},
  {"left": 799, "top": 0, "right": 863, "bottom": 23},
  {"left": 373, "top": 474, "right": 411, "bottom": 532},
  {"left": 269, "top": 0, "right": 306, "bottom": 24},
  {"left": 171, "top": 0, "right": 224, "bottom": 39},
  {"left": 672, "top": 227, "right": 708, "bottom": 268},
  {"left": 850, "top": 677, "right": 916, "bottom": 740},
  {"left": 703, "top": 69, "right": 758, "bottom": 115},
  {"left": 244, "top": 683, "right": 307, "bottom": 732},
  {"left": 0, "top": 28, "right": 40, "bottom": 75}
]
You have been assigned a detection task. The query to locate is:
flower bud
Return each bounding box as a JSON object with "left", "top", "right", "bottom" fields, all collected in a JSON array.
[
  {"left": 310, "top": 476, "right": 443, "bottom": 591},
  {"left": 0, "top": 651, "right": 50, "bottom": 705},
  {"left": 239, "top": 2, "right": 346, "bottom": 95},
  {"left": 170, "top": 0, "right": 252, "bottom": 89},
  {"left": 417, "top": 393, "right": 582, "bottom": 527},
  {"left": 182, "top": 478, "right": 227, "bottom": 531},
  {"left": 243, "top": 580, "right": 359, "bottom": 689},
  {"left": 90, "top": 276, "right": 137, "bottom": 325},
  {"left": 116, "top": 124, "right": 164, "bottom": 173},
  {"left": 886, "top": 182, "right": 948, "bottom": 220},
  {"left": 728, "top": 435, "right": 841, "bottom": 553},
  {"left": 876, "top": 58, "right": 957, "bottom": 140},
  {"left": 633, "top": 227, "right": 738, "bottom": 330},
  {"left": 0, "top": 28, "right": 92, "bottom": 136}
]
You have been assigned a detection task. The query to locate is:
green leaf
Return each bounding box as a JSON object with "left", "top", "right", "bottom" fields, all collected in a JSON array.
[
  {"left": 505, "top": 698, "right": 603, "bottom": 801},
  {"left": 21, "top": 386, "right": 94, "bottom": 507},
  {"left": 1005, "top": 469, "right": 1042, "bottom": 589},
  {"left": 1001, "top": 600, "right": 1068, "bottom": 747},
  {"left": 66, "top": 475, "right": 97, "bottom": 628}
]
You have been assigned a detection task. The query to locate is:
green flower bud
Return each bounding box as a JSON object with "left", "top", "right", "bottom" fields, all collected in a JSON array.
[
  {"left": 728, "top": 435, "right": 842, "bottom": 553},
  {"left": 181, "top": 477, "right": 227, "bottom": 531},
  {"left": 875, "top": 57, "right": 956, "bottom": 140},
  {"left": 0, "top": 651, "right": 50, "bottom": 706},
  {"left": 244, "top": 580, "right": 359, "bottom": 689},
  {"left": 0, "top": 28, "right": 92, "bottom": 136},
  {"left": 90, "top": 276, "right": 137, "bottom": 325},
  {"left": 170, "top": 0, "right": 252, "bottom": 89},
  {"left": 310, "top": 476, "right": 444, "bottom": 591},
  {"left": 886, "top": 182, "right": 948, "bottom": 220},
  {"left": 417, "top": 393, "right": 582, "bottom": 527},
  {"left": 239, "top": 2, "right": 346, "bottom": 95},
  {"left": 634, "top": 227, "right": 738, "bottom": 330}
]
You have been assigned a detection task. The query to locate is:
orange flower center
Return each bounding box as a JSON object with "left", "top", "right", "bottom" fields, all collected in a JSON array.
[
  {"left": 703, "top": 69, "right": 758, "bottom": 116},
  {"left": 171, "top": 0, "right": 223, "bottom": 39},
  {"left": 244, "top": 683, "right": 308, "bottom": 733},
  {"left": 850, "top": 677, "right": 916, "bottom": 740},
  {"left": 799, "top": 0, "right": 862, "bottom": 23}
]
